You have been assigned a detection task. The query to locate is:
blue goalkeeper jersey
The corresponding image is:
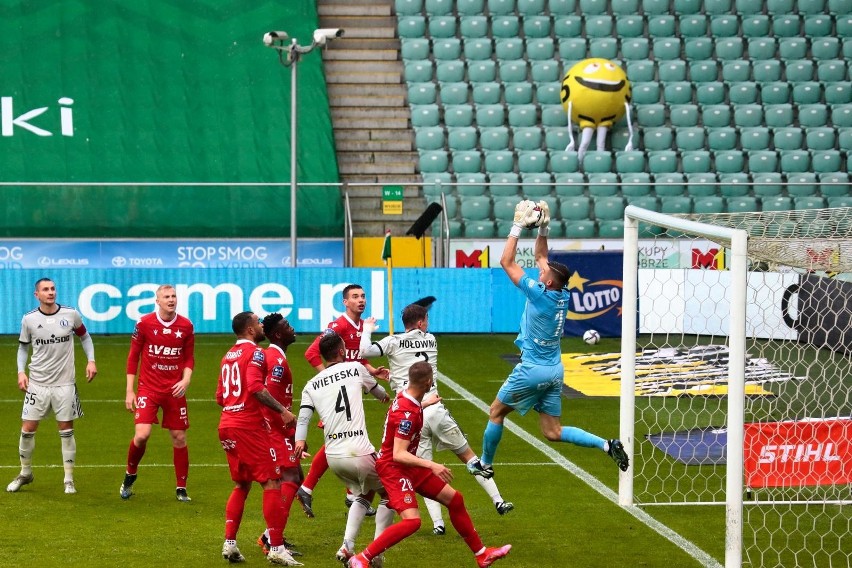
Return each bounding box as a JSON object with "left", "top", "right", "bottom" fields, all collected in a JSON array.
[{"left": 514, "top": 275, "right": 570, "bottom": 366}]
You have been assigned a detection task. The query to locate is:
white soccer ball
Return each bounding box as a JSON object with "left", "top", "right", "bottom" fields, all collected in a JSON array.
[{"left": 583, "top": 329, "right": 601, "bottom": 345}]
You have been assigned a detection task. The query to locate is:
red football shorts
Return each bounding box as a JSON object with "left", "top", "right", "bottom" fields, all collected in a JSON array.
[
  {"left": 134, "top": 386, "right": 189, "bottom": 430},
  {"left": 218, "top": 426, "right": 280, "bottom": 484},
  {"left": 376, "top": 459, "right": 447, "bottom": 513},
  {"left": 269, "top": 425, "right": 300, "bottom": 471}
]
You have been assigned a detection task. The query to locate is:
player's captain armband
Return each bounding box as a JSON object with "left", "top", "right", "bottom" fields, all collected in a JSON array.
[{"left": 398, "top": 420, "right": 412, "bottom": 435}]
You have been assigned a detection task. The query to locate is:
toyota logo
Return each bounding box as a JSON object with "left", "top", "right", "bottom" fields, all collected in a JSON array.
[{"left": 112, "top": 256, "right": 127, "bottom": 267}]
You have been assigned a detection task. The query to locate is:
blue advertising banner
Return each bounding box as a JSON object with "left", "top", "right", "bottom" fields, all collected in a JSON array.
[
  {"left": 550, "top": 251, "right": 624, "bottom": 338},
  {"left": 0, "top": 240, "right": 343, "bottom": 269}
]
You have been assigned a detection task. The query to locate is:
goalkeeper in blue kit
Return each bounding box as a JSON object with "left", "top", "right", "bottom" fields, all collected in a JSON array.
[{"left": 467, "top": 200, "right": 629, "bottom": 478}]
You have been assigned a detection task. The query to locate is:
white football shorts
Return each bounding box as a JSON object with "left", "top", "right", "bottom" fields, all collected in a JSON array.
[
  {"left": 21, "top": 382, "right": 82, "bottom": 422},
  {"left": 418, "top": 401, "right": 468, "bottom": 455},
  {"left": 327, "top": 453, "right": 383, "bottom": 495}
]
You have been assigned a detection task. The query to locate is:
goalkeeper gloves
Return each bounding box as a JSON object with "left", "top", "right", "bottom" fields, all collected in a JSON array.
[
  {"left": 510, "top": 200, "right": 536, "bottom": 238},
  {"left": 537, "top": 200, "right": 551, "bottom": 237}
]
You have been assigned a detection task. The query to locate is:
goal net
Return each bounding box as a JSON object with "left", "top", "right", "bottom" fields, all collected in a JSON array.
[{"left": 620, "top": 206, "right": 852, "bottom": 568}]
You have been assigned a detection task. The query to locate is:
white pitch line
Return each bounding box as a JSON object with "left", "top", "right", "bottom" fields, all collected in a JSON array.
[
  {"left": 437, "top": 371, "right": 724, "bottom": 568},
  {"left": 0, "top": 462, "right": 562, "bottom": 470}
]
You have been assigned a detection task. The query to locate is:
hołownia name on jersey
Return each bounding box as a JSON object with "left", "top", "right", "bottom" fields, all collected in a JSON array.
[
  {"left": 397, "top": 339, "right": 437, "bottom": 349},
  {"left": 312, "top": 367, "right": 359, "bottom": 390}
]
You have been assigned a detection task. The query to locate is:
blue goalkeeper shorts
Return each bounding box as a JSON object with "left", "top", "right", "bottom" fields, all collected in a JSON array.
[{"left": 496, "top": 361, "right": 564, "bottom": 417}]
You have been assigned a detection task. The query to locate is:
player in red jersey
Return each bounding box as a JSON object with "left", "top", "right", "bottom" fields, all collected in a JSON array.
[
  {"left": 217, "top": 311, "right": 301, "bottom": 566},
  {"left": 256, "top": 313, "right": 303, "bottom": 558},
  {"left": 348, "top": 362, "right": 511, "bottom": 568},
  {"left": 121, "top": 285, "right": 195, "bottom": 502},
  {"left": 298, "top": 284, "right": 386, "bottom": 517}
]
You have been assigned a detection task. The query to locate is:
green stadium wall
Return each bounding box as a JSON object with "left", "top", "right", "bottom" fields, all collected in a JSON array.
[{"left": 0, "top": 0, "right": 341, "bottom": 238}]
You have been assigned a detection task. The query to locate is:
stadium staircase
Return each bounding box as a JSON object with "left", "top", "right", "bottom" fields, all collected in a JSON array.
[{"left": 318, "top": 0, "right": 429, "bottom": 237}]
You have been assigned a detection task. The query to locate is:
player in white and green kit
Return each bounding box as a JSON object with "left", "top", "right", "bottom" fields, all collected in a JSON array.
[{"left": 7, "top": 278, "right": 97, "bottom": 495}]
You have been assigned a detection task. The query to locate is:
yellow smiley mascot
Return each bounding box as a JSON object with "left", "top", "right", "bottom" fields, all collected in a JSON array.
[{"left": 560, "top": 58, "right": 634, "bottom": 163}]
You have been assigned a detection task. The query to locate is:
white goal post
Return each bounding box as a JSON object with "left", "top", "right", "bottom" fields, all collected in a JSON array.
[{"left": 619, "top": 205, "right": 852, "bottom": 568}]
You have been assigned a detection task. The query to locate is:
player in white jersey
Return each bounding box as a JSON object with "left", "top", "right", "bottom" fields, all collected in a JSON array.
[
  {"left": 359, "top": 303, "right": 514, "bottom": 535},
  {"left": 8, "top": 278, "right": 97, "bottom": 495},
  {"left": 294, "top": 332, "right": 394, "bottom": 564}
]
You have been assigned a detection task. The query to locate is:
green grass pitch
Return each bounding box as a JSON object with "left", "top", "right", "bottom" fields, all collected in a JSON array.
[{"left": 0, "top": 333, "right": 727, "bottom": 568}]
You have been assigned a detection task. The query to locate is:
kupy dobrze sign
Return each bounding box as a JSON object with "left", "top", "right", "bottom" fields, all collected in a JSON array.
[{"left": 743, "top": 418, "right": 852, "bottom": 488}]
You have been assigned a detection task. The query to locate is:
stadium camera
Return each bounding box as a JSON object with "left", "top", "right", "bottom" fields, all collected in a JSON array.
[
  {"left": 312, "top": 28, "right": 344, "bottom": 46},
  {"left": 262, "top": 31, "right": 289, "bottom": 46}
]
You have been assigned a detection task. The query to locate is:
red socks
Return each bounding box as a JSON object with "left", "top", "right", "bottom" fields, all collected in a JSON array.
[
  {"left": 225, "top": 486, "right": 249, "bottom": 540},
  {"left": 447, "top": 491, "right": 484, "bottom": 553},
  {"left": 126, "top": 440, "right": 146, "bottom": 475},
  {"left": 262, "top": 488, "right": 286, "bottom": 547},
  {"left": 302, "top": 445, "right": 329, "bottom": 490},
  {"left": 174, "top": 446, "right": 189, "bottom": 488},
  {"left": 364, "top": 517, "right": 421, "bottom": 560}
]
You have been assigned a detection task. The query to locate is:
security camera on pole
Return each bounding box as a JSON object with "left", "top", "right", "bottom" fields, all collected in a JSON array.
[{"left": 263, "top": 28, "right": 344, "bottom": 267}]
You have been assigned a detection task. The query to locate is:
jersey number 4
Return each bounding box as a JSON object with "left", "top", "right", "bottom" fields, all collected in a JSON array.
[{"left": 335, "top": 386, "right": 352, "bottom": 421}]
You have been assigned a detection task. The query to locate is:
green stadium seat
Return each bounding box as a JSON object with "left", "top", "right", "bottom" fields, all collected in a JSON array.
[
  {"left": 521, "top": 173, "right": 553, "bottom": 198},
  {"left": 597, "top": 220, "right": 625, "bottom": 238},
  {"left": 541, "top": 106, "right": 568, "bottom": 127},
  {"left": 505, "top": 83, "right": 534, "bottom": 105},
  {"left": 633, "top": 82, "right": 661, "bottom": 105},
  {"left": 648, "top": 151, "right": 679, "bottom": 174},
  {"left": 405, "top": 61, "right": 434, "bottom": 83},
  {"left": 492, "top": 196, "right": 518, "bottom": 219},
  {"left": 444, "top": 104, "right": 474, "bottom": 127},
  {"left": 460, "top": 16, "right": 488, "bottom": 38},
  {"left": 464, "top": 220, "right": 497, "bottom": 238},
  {"left": 682, "top": 151, "right": 712, "bottom": 173},
  {"left": 448, "top": 128, "right": 479, "bottom": 151},
  {"left": 558, "top": 38, "right": 588, "bottom": 61},
  {"left": 627, "top": 60, "right": 657, "bottom": 83},
  {"left": 818, "top": 60, "right": 849, "bottom": 82},
  {"left": 531, "top": 61, "right": 561, "bottom": 84},
  {"left": 675, "top": 127, "right": 706, "bottom": 151},
  {"left": 707, "top": 127, "right": 737, "bottom": 150},
  {"left": 554, "top": 172, "right": 586, "bottom": 196},
  {"left": 772, "top": 14, "right": 801, "bottom": 36},
  {"left": 741, "top": 14, "right": 770, "bottom": 37},
  {"left": 476, "top": 105, "right": 506, "bottom": 128},
  {"left": 419, "top": 150, "right": 449, "bottom": 173},
  {"left": 785, "top": 173, "right": 818, "bottom": 197},
  {"left": 747, "top": 38, "right": 777, "bottom": 61},
  {"left": 472, "top": 83, "right": 501, "bottom": 105},
  {"left": 660, "top": 195, "right": 692, "bottom": 214},
  {"left": 582, "top": 151, "right": 613, "bottom": 174},
  {"left": 415, "top": 126, "right": 445, "bottom": 150},
  {"left": 637, "top": 105, "right": 666, "bottom": 127},
  {"left": 655, "top": 173, "right": 686, "bottom": 196},
  {"left": 729, "top": 82, "right": 759, "bottom": 105},
  {"left": 508, "top": 105, "right": 538, "bottom": 128},
  {"left": 786, "top": 60, "right": 815, "bottom": 82},
  {"left": 839, "top": 128, "right": 852, "bottom": 151},
  {"left": 615, "top": 151, "right": 646, "bottom": 173},
  {"left": 411, "top": 104, "right": 441, "bottom": 127},
  {"left": 401, "top": 38, "right": 430, "bottom": 61},
  {"left": 648, "top": 15, "right": 676, "bottom": 36},
  {"left": 726, "top": 196, "right": 759, "bottom": 213},
  {"left": 621, "top": 172, "right": 653, "bottom": 197},
  {"left": 794, "top": 196, "right": 827, "bottom": 210},
  {"left": 408, "top": 82, "right": 437, "bottom": 105},
  {"left": 696, "top": 82, "right": 726, "bottom": 105},
  {"left": 499, "top": 60, "right": 529, "bottom": 83},
  {"left": 761, "top": 196, "right": 793, "bottom": 211},
  {"left": 664, "top": 82, "right": 693, "bottom": 105},
  {"left": 653, "top": 38, "right": 682, "bottom": 60},
  {"left": 702, "top": 104, "right": 733, "bottom": 127},
  {"left": 718, "top": 172, "right": 750, "bottom": 196},
  {"left": 722, "top": 61, "right": 750, "bottom": 82},
  {"left": 463, "top": 38, "right": 494, "bottom": 60},
  {"left": 549, "top": 151, "right": 581, "bottom": 173},
  {"left": 563, "top": 220, "right": 596, "bottom": 238},
  {"left": 752, "top": 61, "right": 783, "bottom": 85},
  {"left": 579, "top": 0, "right": 607, "bottom": 13},
  {"left": 422, "top": 173, "right": 453, "bottom": 200},
  {"left": 779, "top": 38, "right": 808, "bottom": 61},
  {"left": 810, "top": 150, "right": 843, "bottom": 173},
  {"left": 513, "top": 127, "right": 543, "bottom": 151},
  {"left": 714, "top": 150, "right": 745, "bottom": 173},
  {"left": 622, "top": 38, "right": 651, "bottom": 60},
  {"left": 488, "top": 172, "right": 521, "bottom": 195},
  {"left": 832, "top": 105, "right": 852, "bottom": 128},
  {"left": 805, "top": 127, "right": 836, "bottom": 151},
  {"left": 585, "top": 15, "right": 614, "bottom": 38},
  {"left": 741, "top": 126, "right": 773, "bottom": 150},
  {"left": 436, "top": 61, "right": 465, "bottom": 82},
  {"left": 425, "top": 0, "right": 453, "bottom": 15},
  {"left": 589, "top": 38, "right": 619, "bottom": 59},
  {"left": 711, "top": 15, "right": 740, "bottom": 37},
  {"left": 491, "top": 16, "right": 521, "bottom": 38},
  {"left": 642, "top": 127, "right": 673, "bottom": 151},
  {"left": 685, "top": 173, "right": 718, "bottom": 197},
  {"left": 437, "top": 195, "right": 459, "bottom": 218},
  {"left": 554, "top": 15, "right": 583, "bottom": 37},
  {"left": 799, "top": 105, "right": 829, "bottom": 128},
  {"left": 772, "top": 126, "right": 805, "bottom": 151},
  {"left": 460, "top": 196, "right": 492, "bottom": 220},
  {"left": 829, "top": 0, "right": 851, "bottom": 14},
  {"left": 763, "top": 104, "right": 794, "bottom": 127},
  {"left": 456, "top": 173, "right": 488, "bottom": 196},
  {"left": 517, "top": 150, "right": 548, "bottom": 173},
  {"left": 827, "top": 195, "right": 852, "bottom": 207},
  {"left": 398, "top": 16, "right": 427, "bottom": 38},
  {"left": 523, "top": 15, "right": 552, "bottom": 38},
  {"left": 545, "top": 128, "right": 571, "bottom": 151},
  {"left": 517, "top": 0, "right": 547, "bottom": 14},
  {"left": 812, "top": 37, "right": 841, "bottom": 60},
  {"left": 715, "top": 38, "right": 744, "bottom": 60},
  {"left": 560, "top": 195, "right": 591, "bottom": 220},
  {"left": 798, "top": 0, "right": 827, "bottom": 14},
  {"left": 734, "top": 105, "right": 763, "bottom": 127},
  {"left": 484, "top": 150, "right": 514, "bottom": 173},
  {"left": 761, "top": 82, "right": 791, "bottom": 105},
  {"left": 705, "top": 0, "right": 733, "bottom": 14},
  {"left": 616, "top": 15, "right": 645, "bottom": 37},
  {"left": 440, "top": 82, "right": 469, "bottom": 105},
  {"left": 690, "top": 60, "right": 720, "bottom": 83},
  {"left": 457, "top": 0, "right": 485, "bottom": 15},
  {"left": 644, "top": 0, "right": 672, "bottom": 14},
  {"left": 748, "top": 150, "right": 779, "bottom": 173},
  {"left": 692, "top": 196, "right": 725, "bottom": 213},
  {"left": 804, "top": 14, "right": 833, "bottom": 37},
  {"left": 429, "top": 16, "right": 457, "bottom": 38},
  {"left": 468, "top": 61, "right": 497, "bottom": 82},
  {"left": 752, "top": 172, "right": 784, "bottom": 198},
  {"left": 611, "top": 0, "right": 640, "bottom": 13},
  {"left": 445, "top": 220, "right": 463, "bottom": 237},
  {"left": 480, "top": 127, "right": 510, "bottom": 150},
  {"left": 395, "top": 0, "right": 423, "bottom": 16},
  {"left": 680, "top": 15, "right": 708, "bottom": 37},
  {"left": 594, "top": 196, "right": 626, "bottom": 220},
  {"left": 495, "top": 38, "right": 525, "bottom": 61},
  {"left": 488, "top": 0, "right": 516, "bottom": 15},
  {"left": 825, "top": 83, "right": 852, "bottom": 105},
  {"left": 526, "top": 38, "right": 555, "bottom": 61},
  {"left": 817, "top": 173, "right": 850, "bottom": 197},
  {"left": 670, "top": 104, "right": 700, "bottom": 127},
  {"left": 779, "top": 150, "right": 811, "bottom": 173},
  {"left": 673, "top": 0, "right": 702, "bottom": 13},
  {"left": 627, "top": 195, "right": 659, "bottom": 212}
]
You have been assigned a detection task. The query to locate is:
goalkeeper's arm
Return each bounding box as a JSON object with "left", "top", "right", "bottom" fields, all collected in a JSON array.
[{"left": 534, "top": 199, "right": 551, "bottom": 270}]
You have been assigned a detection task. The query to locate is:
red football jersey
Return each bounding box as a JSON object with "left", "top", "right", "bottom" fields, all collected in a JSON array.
[
  {"left": 217, "top": 339, "right": 267, "bottom": 430},
  {"left": 304, "top": 314, "right": 368, "bottom": 368},
  {"left": 262, "top": 344, "right": 294, "bottom": 431},
  {"left": 126, "top": 312, "right": 195, "bottom": 392},
  {"left": 377, "top": 390, "right": 424, "bottom": 464}
]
